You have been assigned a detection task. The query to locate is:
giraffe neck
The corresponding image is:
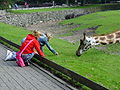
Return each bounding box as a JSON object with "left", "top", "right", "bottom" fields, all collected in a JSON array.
[{"left": 92, "top": 31, "right": 120, "bottom": 45}]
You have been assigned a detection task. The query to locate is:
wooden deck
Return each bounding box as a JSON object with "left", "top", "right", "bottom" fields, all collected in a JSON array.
[{"left": 0, "top": 43, "right": 76, "bottom": 90}]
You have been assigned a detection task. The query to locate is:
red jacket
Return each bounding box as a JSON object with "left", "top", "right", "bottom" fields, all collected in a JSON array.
[{"left": 20, "top": 34, "right": 45, "bottom": 56}]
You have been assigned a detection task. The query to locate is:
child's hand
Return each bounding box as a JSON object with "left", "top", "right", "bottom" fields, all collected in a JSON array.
[
  {"left": 34, "top": 50, "right": 38, "bottom": 54},
  {"left": 55, "top": 52, "right": 58, "bottom": 55}
]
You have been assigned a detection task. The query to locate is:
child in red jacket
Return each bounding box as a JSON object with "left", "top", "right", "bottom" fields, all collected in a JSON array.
[{"left": 20, "top": 30, "right": 45, "bottom": 66}]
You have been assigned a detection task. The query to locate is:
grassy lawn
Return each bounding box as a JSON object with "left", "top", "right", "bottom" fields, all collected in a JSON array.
[
  {"left": 8, "top": 4, "right": 113, "bottom": 14},
  {"left": 0, "top": 10, "right": 120, "bottom": 89},
  {"left": 0, "top": 23, "right": 30, "bottom": 45},
  {"left": 60, "top": 10, "right": 120, "bottom": 35}
]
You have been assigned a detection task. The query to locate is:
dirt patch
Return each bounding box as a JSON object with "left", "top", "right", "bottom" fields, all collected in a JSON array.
[
  {"left": 59, "top": 28, "right": 96, "bottom": 43},
  {"left": 26, "top": 20, "right": 80, "bottom": 36},
  {"left": 26, "top": 20, "right": 97, "bottom": 43}
]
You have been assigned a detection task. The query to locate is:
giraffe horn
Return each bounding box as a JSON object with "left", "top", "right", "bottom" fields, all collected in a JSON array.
[{"left": 83, "top": 32, "right": 86, "bottom": 40}]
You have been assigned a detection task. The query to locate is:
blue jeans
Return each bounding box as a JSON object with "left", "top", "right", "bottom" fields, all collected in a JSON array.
[{"left": 21, "top": 53, "right": 34, "bottom": 63}]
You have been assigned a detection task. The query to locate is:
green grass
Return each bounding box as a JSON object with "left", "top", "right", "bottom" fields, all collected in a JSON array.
[
  {"left": 60, "top": 10, "right": 120, "bottom": 35},
  {"left": 0, "top": 22, "right": 30, "bottom": 45},
  {"left": 44, "top": 38, "right": 120, "bottom": 89},
  {"left": 8, "top": 4, "right": 109, "bottom": 14},
  {"left": 0, "top": 10, "right": 120, "bottom": 89},
  {"left": 100, "top": 43, "right": 120, "bottom": 54}
]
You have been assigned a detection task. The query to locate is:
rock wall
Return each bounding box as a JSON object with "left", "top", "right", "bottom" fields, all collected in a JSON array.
[
  {"left": 0, "top": 5, "right": 120, "bottom": 27},
  {"left": 0, "top": 10, "right": 6, "bottom": 15}
]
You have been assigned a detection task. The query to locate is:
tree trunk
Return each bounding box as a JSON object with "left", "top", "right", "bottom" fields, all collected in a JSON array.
[
  {"left": 66, "top": 0, "right": 69, "bottom": 6},
  {"left": 81, "top": 0, "right": 85, "bottom": 6}
]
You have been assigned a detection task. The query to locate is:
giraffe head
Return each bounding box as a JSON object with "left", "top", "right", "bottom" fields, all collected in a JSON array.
[
  {"left": 76, "top": 33, "right": 97, "bottom": 56},
  {"left": 76, "top": 30, "right": 120, "bottom": 56}
]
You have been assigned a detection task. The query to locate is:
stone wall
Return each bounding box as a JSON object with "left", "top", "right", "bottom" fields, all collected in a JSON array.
[
  {"left": 0, "top": 10, "right": 6, "bottom": 15},
  {"left": 0, "top": 5, "right": 120, "bottom": 27}
]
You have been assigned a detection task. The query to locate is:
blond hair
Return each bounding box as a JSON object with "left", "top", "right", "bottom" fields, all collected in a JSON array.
[
  {"left": 45, "top": 33, "right": 53, "bottom": 41},
  {"left": 32, "top": 30, "right": 42, "bottom": 38}
]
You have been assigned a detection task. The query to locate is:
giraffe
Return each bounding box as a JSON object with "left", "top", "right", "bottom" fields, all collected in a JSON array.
[{"left": 76, "top": 30, "right": 120, "bottom": 56}]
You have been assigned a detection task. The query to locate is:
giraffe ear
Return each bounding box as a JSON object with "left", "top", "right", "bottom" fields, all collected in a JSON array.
[
  {"left": 80, "top": 39, "right": 83, "bottom": 42},
  {"left": 80, "top": 39, "right": 83, "bottom": 44}
]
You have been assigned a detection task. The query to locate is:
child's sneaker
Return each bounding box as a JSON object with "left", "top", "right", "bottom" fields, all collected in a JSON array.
[
  {"left": 24, "top": 61, "right": 30, "bottom": 66},
  {"left": 4, "top": 50, "right": 16, "bottom": 61},
  {"left": 5, "top": 50, "right": 12, "bottom": 61}
]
